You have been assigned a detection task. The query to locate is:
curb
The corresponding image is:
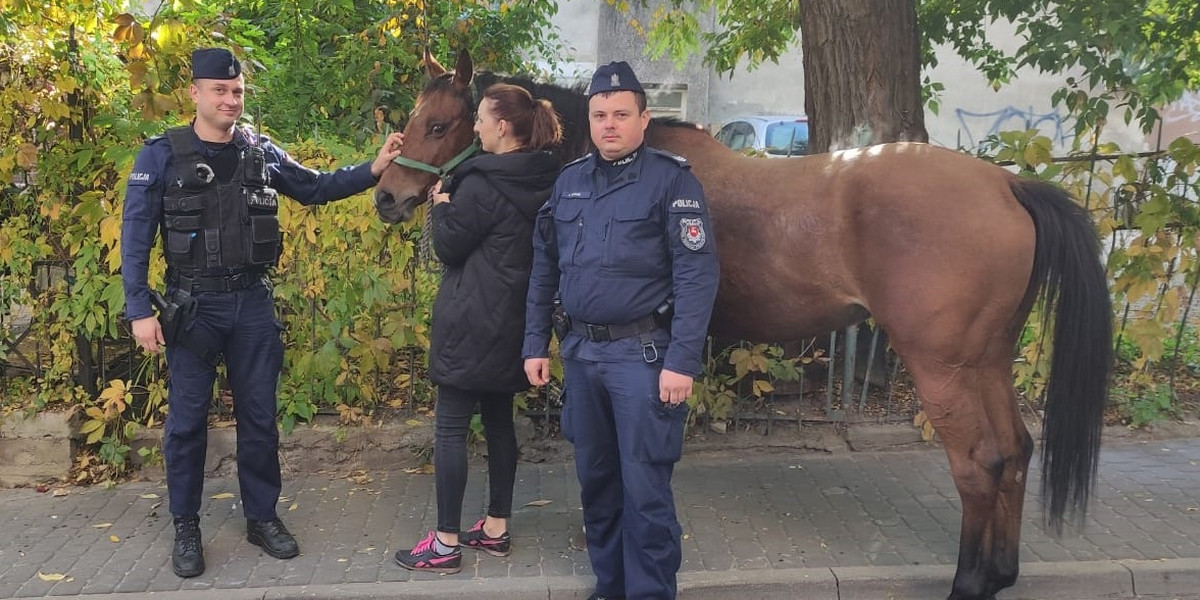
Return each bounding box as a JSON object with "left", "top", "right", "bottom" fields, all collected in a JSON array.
[{"left": 51, "top": 558, "right": 1200, "bottom": 600}]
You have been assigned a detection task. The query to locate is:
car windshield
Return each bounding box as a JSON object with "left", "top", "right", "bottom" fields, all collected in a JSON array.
[{"left": 764, "top": 121, "right": 809, "bottom": 156}]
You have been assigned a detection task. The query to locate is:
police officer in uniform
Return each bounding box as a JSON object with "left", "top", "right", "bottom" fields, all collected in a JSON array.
[
  {"left": 121, "top": 47, "right": 403, "bottom": 578},
  {"left": 523, "top": 62, "right": 720, "bottom": 600}
]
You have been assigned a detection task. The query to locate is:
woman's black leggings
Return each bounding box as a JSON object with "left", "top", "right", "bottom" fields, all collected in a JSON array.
[{"left": 434, "top": 384, "right": 519, "bottom": 534}]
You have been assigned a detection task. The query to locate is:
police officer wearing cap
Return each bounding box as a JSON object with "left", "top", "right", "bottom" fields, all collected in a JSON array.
[
  {"left": 523, "top": 61, "right": 719, "bottom": 600},
  {"left": 121, "top": 47, "right": 404, "bottom": 578}
]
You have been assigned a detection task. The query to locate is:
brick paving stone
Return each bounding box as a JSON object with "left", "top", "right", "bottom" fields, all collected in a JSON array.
[{"left": 4, "top": 439, "right": 1200, "bottom": 598}]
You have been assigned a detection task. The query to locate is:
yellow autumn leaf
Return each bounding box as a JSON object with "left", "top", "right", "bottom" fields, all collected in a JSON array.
[
  {"left": 91, "top": 523, "right": 113, "bottom": 529},
  {"left": 913, "top": 410, "right": 928, "bottom": 428},
  {"left": 139, "top": 493, "right": 159, "bottom": 499},
  {"left": 211, "top": 492, "right": 235, "bottom": 499},
  {"left": 109, "top": 535, "right": 121, "bottom": 543},
  {"left": 98, "top": 379, "right": 128, "bottom": 402},
  {"left": 37, "top": 572, "right": 66, "bottom": 582},
  {"left": 288, "top": 503, "right": 298, "bottom": 511},
  {"left": 16, "top": 143, "right": 37, "bottom": 169},
  {"left": 405, "top": 419, "right": 422, "bottom": 426}
]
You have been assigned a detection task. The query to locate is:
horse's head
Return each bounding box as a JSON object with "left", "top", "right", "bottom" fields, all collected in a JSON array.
[{"left": 374, "top": 49, "right": 478, "bottom": 223}]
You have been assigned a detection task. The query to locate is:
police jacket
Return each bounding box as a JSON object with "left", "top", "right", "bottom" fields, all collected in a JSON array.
[
  {"left": 522, "top": 146, "right": 720, "bottom": 377},
  {"left": 428, "top": 151, "right": 560, "bottom": 393},
  {"left": 121, "top": 124, "right": 377, "bottom": 321}
]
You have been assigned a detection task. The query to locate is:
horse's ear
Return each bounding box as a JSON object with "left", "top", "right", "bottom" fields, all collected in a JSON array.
[
  {"left": 451, "top": 48, "right": 473, "bottom": 91},
  {"left": 423, "top": 48, "right": 446, "bottom": 78}
]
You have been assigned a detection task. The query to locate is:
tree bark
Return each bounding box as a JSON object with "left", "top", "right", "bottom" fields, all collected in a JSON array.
[{"left": 800, "top": 0, "right": 928, "bottom": 152}]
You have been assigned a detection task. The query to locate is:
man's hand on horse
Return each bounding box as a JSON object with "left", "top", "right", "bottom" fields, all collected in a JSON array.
[{"left": 370, "top": 132, "right": 406, "bottom": 178}]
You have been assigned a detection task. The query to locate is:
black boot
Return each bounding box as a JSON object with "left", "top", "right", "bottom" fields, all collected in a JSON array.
[
  {"left": 247, "top": 518, "right": 300, "bottom": 559},
  {"left": 172, "top": 517, "right": 205, "bottom": 577}
]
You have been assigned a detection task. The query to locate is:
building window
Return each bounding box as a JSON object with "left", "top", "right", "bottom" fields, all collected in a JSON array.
[{"left": 644, "top": 83, "right": 687, "bottom": 119}]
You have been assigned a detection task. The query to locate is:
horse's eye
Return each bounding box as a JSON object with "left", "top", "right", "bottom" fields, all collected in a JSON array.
[{"left": 431, "top": 124, "right": 447, "bottom": 136}]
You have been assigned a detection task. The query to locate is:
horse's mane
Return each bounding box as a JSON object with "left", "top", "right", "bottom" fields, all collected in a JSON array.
[{"left": 651, "top": 116, "right": 704, "bottom": 129}]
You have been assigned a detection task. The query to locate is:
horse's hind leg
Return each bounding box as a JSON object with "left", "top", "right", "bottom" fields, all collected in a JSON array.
[
  {"left": 899, "top": 350, "right": 1032, "bottom": 600},
  {"left": 985, "top": 363, "right": 1034, "bottom": 594}
]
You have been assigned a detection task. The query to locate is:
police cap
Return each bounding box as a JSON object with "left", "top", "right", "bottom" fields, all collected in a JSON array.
[
  {"left": 191, "top": 47, "right": 241, "bottom": 80},
  {"left": 587, "top": 61, "right": 644, "bottom": 97}
]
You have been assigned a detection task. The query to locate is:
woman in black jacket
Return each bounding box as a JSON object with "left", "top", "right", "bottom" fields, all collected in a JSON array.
[{"left": 396, "top": 83, "right": 563, "bottom": 573}]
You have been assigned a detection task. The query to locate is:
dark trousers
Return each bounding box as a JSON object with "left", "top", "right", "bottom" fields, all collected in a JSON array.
[
  {"left": 164, "top": 284, "right": 283, "bottom": 522},
  {"left": 434, "top": 385, "right": 519, "bottom": 534},
  {"left": 562, "top": 357, "right": 688, "bottom": 600}
]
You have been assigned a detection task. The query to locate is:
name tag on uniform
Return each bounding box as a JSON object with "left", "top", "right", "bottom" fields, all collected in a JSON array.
[{"left": 245, "top": 188, "right": 278, "bottom": 210}]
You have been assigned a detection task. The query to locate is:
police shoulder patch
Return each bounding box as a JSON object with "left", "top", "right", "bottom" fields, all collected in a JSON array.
[
  {"left": 679, "top": 217, "right": 707, "bottom": 251},
  {"left": 563, "top": 153, "right": 592, "bottom": 169},
  {"left": 648, "top": 147, "right": 688, "bottom": 167}
]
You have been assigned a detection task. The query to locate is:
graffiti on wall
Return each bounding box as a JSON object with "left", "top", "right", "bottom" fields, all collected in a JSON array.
[{"left": 954, "top": 106, "right": 1071, "bottom": 149}]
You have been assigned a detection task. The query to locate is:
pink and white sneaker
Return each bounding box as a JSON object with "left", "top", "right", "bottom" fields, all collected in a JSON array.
[
  {"left": 460, "top": 518, "right": 512, "bottom": 557},
  {"left": 395, "top": 531, "right": 462, "bottom": 573}
]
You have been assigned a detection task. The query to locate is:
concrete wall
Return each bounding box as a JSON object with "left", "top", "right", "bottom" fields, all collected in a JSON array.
[
  {"left": 0, "top": 410, "right": 77, "bottom": 487},
  {"left": 551, "top": 0, "right": 713, "bottom": 124}
]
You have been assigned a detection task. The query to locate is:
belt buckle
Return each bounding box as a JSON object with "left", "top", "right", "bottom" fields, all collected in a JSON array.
[{"left": 586, "top": 323, "right": 610, "bottom": 342}]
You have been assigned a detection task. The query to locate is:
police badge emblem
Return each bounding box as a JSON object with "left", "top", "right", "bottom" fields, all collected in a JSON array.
[
  {"left": 680, "top": 217, "right": 706, "bottom": 250},
  {"left": 611, "top": 73, "right": 620, "bottom": 87}
]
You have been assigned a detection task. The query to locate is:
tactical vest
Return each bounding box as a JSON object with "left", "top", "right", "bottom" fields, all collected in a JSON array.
[{"left": 161, "top": 127, "right": 281, "bottom": 274}]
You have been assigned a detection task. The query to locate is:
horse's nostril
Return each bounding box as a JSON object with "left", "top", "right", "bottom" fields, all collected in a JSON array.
[{"left": 374, "top": 189, "right": 395, "bottom": 210}]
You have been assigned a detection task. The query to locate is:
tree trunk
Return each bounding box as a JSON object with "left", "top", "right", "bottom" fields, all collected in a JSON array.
[{"left": 800, "top": 0, "right": 928, "bottom": 152}]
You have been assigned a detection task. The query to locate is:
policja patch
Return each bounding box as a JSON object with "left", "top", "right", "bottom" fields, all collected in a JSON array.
[{"left": 680, "top": 217, "right": 707, "bottom": 250}]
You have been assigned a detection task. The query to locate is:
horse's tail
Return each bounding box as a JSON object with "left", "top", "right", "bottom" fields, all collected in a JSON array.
[{"left": 1011, "top": 178, "right": 1112, "bottom": 534}]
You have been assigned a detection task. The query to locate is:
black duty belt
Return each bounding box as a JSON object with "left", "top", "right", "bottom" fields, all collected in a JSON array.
[
  {"left": 570, "top": 314, "right": 660, "bottom": 342},
  {"left": 168, "top": 271, "right": 266, "bottom": 293}
]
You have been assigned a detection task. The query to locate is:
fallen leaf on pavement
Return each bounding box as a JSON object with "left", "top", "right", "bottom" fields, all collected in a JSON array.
[
  {"left": 91, "top": 523, "right": 113, "bottom": 529},
  {"left": 109, "top": 535, "right": 120, "bottom": 543},
  {"left": 288, "top": 503, "right": 298, "bottom": 511},
  {"left": 36, "top": 572, "right": 66, "bottom": 582},
  {"left": 211, "top": 492, "right": 235, "bottom": 499},
  {"left": 523, "top": 500, "right": 553, "bottom": 507},
  {"left": 139, "top": 493, "right": 159, "bottom": 499},
  {"left": 52, "top": 489, "right": 69, "bottom": 497},
  {"left": 36, "top": 485, "right": 49, "bottom": 493}
]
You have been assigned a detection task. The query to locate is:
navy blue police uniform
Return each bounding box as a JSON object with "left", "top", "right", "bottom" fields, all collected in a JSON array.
[
  {"left": 522, "top": 62, "right": 720, "bottom": 600},
  {"left": 121, "top": 49, "right": 378, "bottom": 531}
]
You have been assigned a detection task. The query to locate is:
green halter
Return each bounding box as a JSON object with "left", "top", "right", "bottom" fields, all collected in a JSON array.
[{"left": 390, "top": 140, "right": 480, "bottom": 178}]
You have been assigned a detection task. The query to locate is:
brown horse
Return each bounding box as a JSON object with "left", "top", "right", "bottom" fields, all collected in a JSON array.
[{"left": 373, "top": 50, "right": 1113, "bottom": 600}]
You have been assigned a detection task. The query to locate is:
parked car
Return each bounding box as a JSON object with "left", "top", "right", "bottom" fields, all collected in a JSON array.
[{"left": 714, "top": 115, "right": 810, "bottom": 157}]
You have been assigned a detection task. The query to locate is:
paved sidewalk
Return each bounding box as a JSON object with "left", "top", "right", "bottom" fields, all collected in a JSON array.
[{"left": 3, "top": 438, "right": 1200, "bottom": 599}]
